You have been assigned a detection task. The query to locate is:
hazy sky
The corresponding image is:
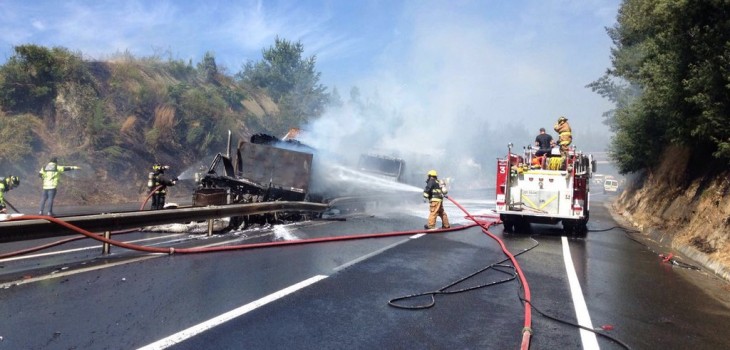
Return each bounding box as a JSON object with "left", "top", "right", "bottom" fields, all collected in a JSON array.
[{"left": 0, "top": 0, "right": 621, "bottom": 185}]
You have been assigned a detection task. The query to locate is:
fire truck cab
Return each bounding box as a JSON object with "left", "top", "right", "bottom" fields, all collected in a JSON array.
[{"left": 495, "top": 143, "right": 594, "bottom": 235}]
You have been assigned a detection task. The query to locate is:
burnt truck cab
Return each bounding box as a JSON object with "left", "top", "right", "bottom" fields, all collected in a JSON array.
[
  {"left": 193, "top": 133, "right": 317, "bottom": 228},
  {"left": 495, "top": 143, "right": 594, "bottom": 235}
]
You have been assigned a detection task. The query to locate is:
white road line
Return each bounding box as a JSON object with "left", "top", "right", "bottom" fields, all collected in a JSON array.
[
  {"left": 0, "top": 255, "right": 162, "bottom": 288},
  {"left": 0, "top": 237, "right": 249, "bottom": 288},
  {"left": 137, "top": 275, "right": 328, "bottom": 350},
  {"left": 562, "top": 236, "right": 600, "bottom": 349},
  {"left": 333, "top": 233, "right": 424, "bottom": 271},
  {"left": 0, "top": 234, "right": 182, "bottom": 263}
]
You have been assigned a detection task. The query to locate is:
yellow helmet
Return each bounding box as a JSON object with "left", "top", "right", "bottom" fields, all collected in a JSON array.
[{"left": 427, "top": 170, "right": 438, "bottom": 177}]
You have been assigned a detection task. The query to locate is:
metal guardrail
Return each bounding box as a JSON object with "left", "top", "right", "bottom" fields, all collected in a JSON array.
[{"left": 0, "top": 201, "right": 329, "bottom": 243}]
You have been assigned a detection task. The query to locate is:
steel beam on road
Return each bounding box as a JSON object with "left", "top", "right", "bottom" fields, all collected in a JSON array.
[{"left": 0, "top": 201, "right": 329, "bottom": 243}]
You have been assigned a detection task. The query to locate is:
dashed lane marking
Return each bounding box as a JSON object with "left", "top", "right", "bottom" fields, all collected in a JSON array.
[
  {"left": 0, "top": 236, "right": 247, "bottom": 288},
  {"left": 137, "top": 275, "right": 329, "bottom": 350},
  {"left": 333, "top": 233, "right": 424, "bottom": 271}
]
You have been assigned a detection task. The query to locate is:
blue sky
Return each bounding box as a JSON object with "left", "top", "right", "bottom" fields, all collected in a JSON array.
[{"left": 0, "top": 0, "right": 622, "bottom": 181}]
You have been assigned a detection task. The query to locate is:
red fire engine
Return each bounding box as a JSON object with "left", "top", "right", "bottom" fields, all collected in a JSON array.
[{"left": 495, "top": 143, "right": 595, "bottom": 234}]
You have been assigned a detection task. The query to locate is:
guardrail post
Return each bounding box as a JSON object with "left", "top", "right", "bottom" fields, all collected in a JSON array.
[
  {"left": 207, "top": 219, "right": 213, "bottom": 236},
  {"left": 102, "top": 231, "right": 111, "bottom": 255}
]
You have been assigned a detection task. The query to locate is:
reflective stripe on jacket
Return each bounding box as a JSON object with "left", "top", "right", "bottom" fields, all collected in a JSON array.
[
  {"left": 0, "top": 181, "right": 6, "bottom": 207},
  {"left": 553, "top": 121, "right": 572, "bottom": 145},
  {"left": 39, "top": 162, "right": 66, "bottom": 189},
  {"left": 423, "top": 178, "right": 447, "bottom": 202},
  {"left": 150, "top": 173, "right": 176, "bottom": 194}
]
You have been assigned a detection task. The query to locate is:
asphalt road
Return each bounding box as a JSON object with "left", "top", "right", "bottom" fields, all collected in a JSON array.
[{"left": 1, "top": 191, "right": 729, "bottom": 350}]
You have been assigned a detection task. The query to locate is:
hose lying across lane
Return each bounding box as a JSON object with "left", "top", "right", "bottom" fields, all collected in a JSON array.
[
  {"left": 3, "top": 195, "right": 536, "bottom": 349},
  {"left": 0, "top": 186, "right": 163, "bottom": 260}
]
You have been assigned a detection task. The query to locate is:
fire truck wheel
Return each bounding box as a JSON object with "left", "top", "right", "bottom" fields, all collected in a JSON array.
[
  {"left": 563, "top": 221, "right": 587, "bottom": 236},
  {"left": 502, "top": 219, "right": 515, "bottom": 233},
  {"left": 563, "top": 222, "right": 574, "bottom": 235},
  {"left": 515, "top": 220, "right": 530, "bottom": 233}
]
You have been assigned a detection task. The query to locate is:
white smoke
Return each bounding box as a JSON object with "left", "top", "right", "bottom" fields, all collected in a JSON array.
[{"left": 300, "top": 1, "right": 615, "bottom": 191}]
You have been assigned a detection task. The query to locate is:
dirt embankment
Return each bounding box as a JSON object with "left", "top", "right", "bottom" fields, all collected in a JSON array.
[{"left": 612, "top": 146, "right": 730, "bottom": 281}]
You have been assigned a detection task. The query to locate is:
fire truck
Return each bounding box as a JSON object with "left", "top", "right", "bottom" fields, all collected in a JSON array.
[{"left": 495, "top": 143, "right": 595, "bottom": 234}]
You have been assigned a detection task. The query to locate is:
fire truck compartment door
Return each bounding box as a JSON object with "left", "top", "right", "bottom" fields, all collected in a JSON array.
[{"left": 520, "top": 190, "right": 560, "bottom": 214}]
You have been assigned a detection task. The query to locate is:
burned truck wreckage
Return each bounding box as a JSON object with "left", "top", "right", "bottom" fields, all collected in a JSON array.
[
  {"left": 193, "top": 133, "right": 319, "bottom": 229},
  {"left": 192, "top": 132, "right": 421, "bottom": 230}
]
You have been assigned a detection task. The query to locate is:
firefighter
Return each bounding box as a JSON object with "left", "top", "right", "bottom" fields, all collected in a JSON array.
[
  {"left": 148, "top": 164, "right": 177, "bottom": 210},
  {"left": 0, "top": 176, "right": 20, "bottom": 214},
  {"left": 39, "top": 157, "right": 80, "bottom": 216},
  {"left": 553, "top": 116, "right": 572, "bottom": 158},
  {"left": 534, "top": 127, "right": 553, "bottom": 157},
  {"left": 422, "top": 170, "right": 450, "bottom": 230}
]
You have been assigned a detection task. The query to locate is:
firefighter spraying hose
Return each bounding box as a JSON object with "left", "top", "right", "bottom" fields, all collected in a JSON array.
[
  {"left": 147, "top": 164, "right": 178, "bottom": 210},
  {"left": 2, "top": 194, "right": 638, "bottom": 349}
]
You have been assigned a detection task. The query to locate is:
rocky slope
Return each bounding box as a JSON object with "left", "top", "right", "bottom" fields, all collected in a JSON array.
[{"left": 611, "top": 146, "right": 730, "bottom": 281}]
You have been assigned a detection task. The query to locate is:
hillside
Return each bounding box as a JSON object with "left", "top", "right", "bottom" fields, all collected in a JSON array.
[
  {"left": 612, "top": 145, "right": 730, "bottom": 281},
  {"left": 0, "top": 43, "right": 329, "bottom": 209}
]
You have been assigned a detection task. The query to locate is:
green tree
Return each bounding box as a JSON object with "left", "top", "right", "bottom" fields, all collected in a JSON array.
[
  {"left": 197, "top": 51, "right": 219, "bottom": 84},
  {"left": 0, "top": 45, "right": 90, "bottom": 115},
  {"left": 236, "top": 37, "right": 328, "bottom": 132},
  {"left": 590, "top": 0, "right": 730, "bottom": 173},
  {"left": 328, "top": 86, "right": 344, "bottom": 108}
]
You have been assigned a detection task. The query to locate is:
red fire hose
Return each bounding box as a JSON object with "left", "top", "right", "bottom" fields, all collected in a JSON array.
[
  {"left": 0, "top": 186, "right": 165, "bottom": 260},
  {"left": 446, "top": 196, "right": 533, "bottom": 350},
  {"left": 5, "top": 215, "right": 477, "bottom": 256},
  {"left": 5, "top": 195, "right": 532, "bottom": 349}
]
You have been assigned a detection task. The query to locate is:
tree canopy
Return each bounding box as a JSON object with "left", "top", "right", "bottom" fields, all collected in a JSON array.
[
  {"left": 589, "top": 0, "right": 730, "bottom": 173},
  {"left": 0, "top": 38, "right": 332, "bottom": 195},
  {"left": 237, "top": 37, "right": 328, "bottom": 134}
]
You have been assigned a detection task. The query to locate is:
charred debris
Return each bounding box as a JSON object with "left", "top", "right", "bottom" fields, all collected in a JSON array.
[{"left": 192, "top": 131, "right": 414, "bottom": 230}]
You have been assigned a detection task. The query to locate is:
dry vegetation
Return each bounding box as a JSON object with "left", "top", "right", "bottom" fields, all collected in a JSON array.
[
  {"left": 613, "top": 145, "right": 730, "bottom": 281},
  {"left": 1, "top": 54, "right": 271, "bottom": 207}
]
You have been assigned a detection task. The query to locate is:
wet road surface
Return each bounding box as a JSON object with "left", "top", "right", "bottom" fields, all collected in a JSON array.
[{"left": 1, "top": 191, "right": 729, "bottom": 349}]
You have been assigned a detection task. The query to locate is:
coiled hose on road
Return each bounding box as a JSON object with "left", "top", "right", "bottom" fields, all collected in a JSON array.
[
  {"left": 445, "top": 196, "right": 534, "bottom": 350},
  {"left": 2, "top": 194, "right": 641, "bottom": 349},
  {"left": 6, "top": 194, "right": 535, "bottom": 348}
]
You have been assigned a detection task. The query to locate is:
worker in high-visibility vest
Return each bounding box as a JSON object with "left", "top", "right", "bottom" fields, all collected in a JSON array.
[
  {"left": 39, "top": 157, "right": 80, "bottom": 216},
  {"left": 553, "top": 116, "right": 572, "bottom": 158},
  {"left": 422, "top": 170, "right": 450, "bottom": 230}
]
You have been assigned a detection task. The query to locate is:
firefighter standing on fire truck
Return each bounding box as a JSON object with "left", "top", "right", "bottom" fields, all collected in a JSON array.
[
  {"left": 148, "top": 164, "right": 177, "bottom": 210},
  {"left": 423, "top": 170, "right": 450, "bottom": 230},
  {"left": 553, "top": 116, "right": 572, "bottom": 158}
]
